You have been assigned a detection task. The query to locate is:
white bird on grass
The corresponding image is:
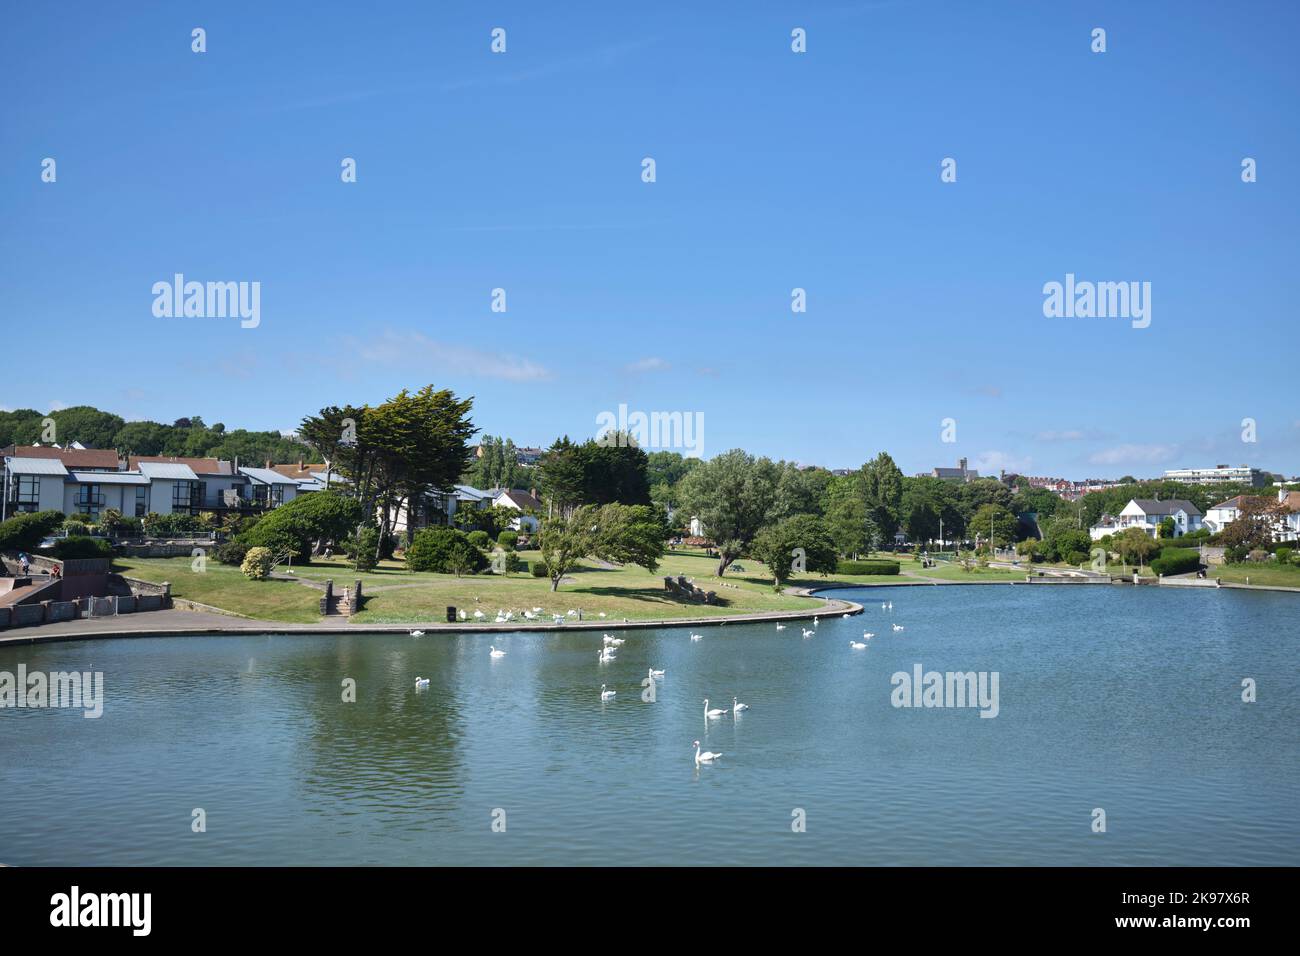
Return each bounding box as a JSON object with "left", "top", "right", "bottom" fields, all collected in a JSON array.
[
  {"left": 693, "top": 740, "right": 722, "bottom": 764},
  {"left": 489, "top": 646, "right": 506, "bottom": 658},
  {"left": 600, "top": 684, "right": 616, "bottom": 701},
  {"left": 458, "top": 610, "right": 467, "bottom": 621},
  {"left": 473, "top": 609, "right": 485, "bottom": 620},
  {"left": 703, "top": 698, "right": 729, "bottom": 718},
  {"left": 732, "top": 696, "right": 749, "bottom": 712}
]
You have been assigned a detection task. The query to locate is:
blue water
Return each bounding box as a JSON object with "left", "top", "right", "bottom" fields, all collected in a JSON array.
[{"left": 1, "top": 585, "right": 1296, "bottom": 865}]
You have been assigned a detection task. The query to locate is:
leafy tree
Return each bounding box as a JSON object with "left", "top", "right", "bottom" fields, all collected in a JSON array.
[
  {"left": 860, "top": 452, "right": 904, "bottom": 539},
  {"left": 405, "top": 527, "right": 488, "bottom": 575},
  {"left": 1220, "top": 495, "right": 1288, "bottom": 554},
  {"left": 677, "top": 449, "right": 780, "bottom": 575},
  {"left": 968, "top": 503, "right": 1018, "bottom": 549},
  {"left": 538, "top": 503, "right": 665, "bottom": 591},
  {"left": 749, "top": 514, "right": 838, "bottom": 590},
  {"left": 0, "top": 511, "right": 65, "bottom": 552},
  {"left": 238, "top": 491, "right": 363, "bottom": 562},
  {"left": 1113, "top": 527, "right": 1158, "bottom": 570}
]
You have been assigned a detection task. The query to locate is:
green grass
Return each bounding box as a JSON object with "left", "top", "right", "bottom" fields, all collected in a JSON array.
[
  {"left": 1210, "top": 563, "right": 1300, "bottom": 588},
  {"left": 113, "top": 556, "right": 323, "bottom": 623}
]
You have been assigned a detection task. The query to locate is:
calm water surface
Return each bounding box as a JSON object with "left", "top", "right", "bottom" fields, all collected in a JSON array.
[{"left": 1, "top": 585, "right": 1297, "bottom": 865}]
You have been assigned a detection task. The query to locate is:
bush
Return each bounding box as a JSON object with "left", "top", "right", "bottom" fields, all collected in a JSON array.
[
  {"left": 836, "top": 559, "right": 900, "bottom": 576},
  {"left": 50, "top": 536, "right": 113, "bottom": 560},
  {"left": 530, "top": 559, "right": 549, "bottom": 577},
  {"left": 467, "top": 530, "right": 491, "bottom": 550},
  {"left": 496, "top": 551, "right": 524, "bottom": 574},
  {"left": 1275, "top": 547, "right": 1293, "bottom": 564},
  {"left": 142, "top": 512, "right": 207, "bottom": 537},
  {"left": 214, "top": 541, "right": 249, "bottom": 566},
  {"left": 0, "top": 511, "right": 65, "bottom": 552},
  {"left": 497, "top": 531, "right": 519, "bottom": 551},
  {"left": 1150, "top": 547, "right": 1201, "bottom": 576},
  {"left": 342, "top": 527, "right": 379, "bottom": 571},
  {"left": 241, "top": 547, "right": 274, "bottom": 580},
  {"left": 405, "top": 528, "right": 489, "bottom": 575},
  {"left": 61, "top": 520, "right": 92, "bottom": 537},
  {"left": 237, "top": 491, "right": 364, "bottom": 563}
]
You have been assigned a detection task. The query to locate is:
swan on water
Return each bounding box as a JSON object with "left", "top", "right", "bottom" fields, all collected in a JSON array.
[
  {"left": 414, "top": 676, "right": 430, "bottom": 688},
  {"left": 410, "top": 629, "right": 425, "bottom": 637},
  {"left": 775, "top": 623, "right": 786, "bottom": 631},
  {"left": 690, "top": 633, "right": 703, "bottom": 642},
  {"left": 649, "top": 667, "right": 665, "bottom": 679},
  {"left": 600, "top": 684, "right": 616, "bottom": 701},
  {"left": 849, "top": 640, "right": 867, "bottom": 650},
  {"left": 489, "top": 646, "right": 506, "bottom": 658},
  {"left": 693, "top": 740, "right": 722, "bottom": 764},
  {"left": 801, "top": 628, "right": 814, "bottom": 638},
  {"left": 892, "top": 624, "right": 905, "bottom": 632},
  {"left": 732, "top": 696, "right": 749, "bottom": 712},
  {"left": 704, "top": 698, "right": 729, "bottom": 718}
]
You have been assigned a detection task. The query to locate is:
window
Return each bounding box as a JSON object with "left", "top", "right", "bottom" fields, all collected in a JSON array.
[
  {"left": 76, "top": 484, "right": 104, "bottom": 520},
  {"left": 11, "top": 475, "right": 40, "bottom": 513},
  {"left": 172, "top": 480, "right": 197, "bottom": 515},
  {"left": 135, "top": 485, "right": 148, "bottom": 517}
]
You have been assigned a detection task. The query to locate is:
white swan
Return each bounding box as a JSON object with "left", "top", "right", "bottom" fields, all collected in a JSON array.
[
  {"left": 813, "top": 616, "right": 819, "bottom": 626},
  {"left": 458, "top": 610, "right": 467, "bottom": 621},
  {"left": 414, "top": 676, "right": 430, "bottom": 688},
  {"left": 649, "top": 667, "right": 665, "bottom": 679},
  {"left": 693, "top": 740, "right": 722, "bottom": 764},
  {"left": 473, "top": 609, "right": 485, "bottom": 620},
  {"left": 600, "top": 684, "right": 616, "bottom": 701},
  {"left": 775, "top": 623, "right": 786, "bottom": 631},
  {"left": 892, "top": 624, "right": 905, "bottom": 632},
  {"left": 410, "top": 629, "right": 425, "bottom": 637},
  {"left": 489, "top": 645, "right": 506, "bottom": 658},
  {"left": 598, "top": 612, "right": 607, "bottom": 619},
  {"left": 887, "top": 601, "right": 893, "bottom": 610},
  {"left": 849, "top": 640, "right": 867, "bottom": 650},
  {"left": 801, "top": 628, "right": 814, "bottom": 638},
  {"left": 881, "top": 602, "right": 888, "bottom": 610},
  {"left": 690, "top": 633, "right": 702, "bottom": 642},
  {"left": 603, "top": 635, "right": 624, "bottom": 646},
  {"left": 532, "top": 607, "right": 542, "bottom": 613},
  {"left": 732, "top": 696, "right": 749, "bottom": 712},
  {"left": 703, "top": 698, "right": 729, "bottom": 718},
  {"left": 863, "top": 632, "right": 875, "bottom": 638},
  {"left": 599, "top": 648, "right": 616, "bottom": 663}
]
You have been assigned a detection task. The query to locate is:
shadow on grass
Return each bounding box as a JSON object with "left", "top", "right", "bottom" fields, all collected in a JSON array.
[{"left": 568, "top": 585, "right": 734, "bottom": 608}]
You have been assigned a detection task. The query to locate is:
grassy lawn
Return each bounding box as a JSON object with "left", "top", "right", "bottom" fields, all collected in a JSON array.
[
  {"left": 113, "top": 557, "right": 323, "bottom": 623},
  {"left": 1210, "top": 563, "right": 1300, "bottom": 588}
]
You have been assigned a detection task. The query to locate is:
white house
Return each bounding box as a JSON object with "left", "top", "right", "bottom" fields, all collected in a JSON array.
[
  {"left": 492, "top": 489, "right": 543, "bottom": 532},
  {"left": 1088, "top": 514, "right": 1121, "bottom": 541},
  {"left": 1115, "top": 498, "right": 1203, "bottom": 538},
  {"left": 1206, "top": 489, "right": 1300, "bottom": 541}
]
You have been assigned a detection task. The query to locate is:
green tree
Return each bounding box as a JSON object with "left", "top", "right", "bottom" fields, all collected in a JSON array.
[
  {"left": 749, "top": 514, "right": 838, "bottom": 590},
  {"left": 677, "top": 449, "right": 781, "bottom": 575}
]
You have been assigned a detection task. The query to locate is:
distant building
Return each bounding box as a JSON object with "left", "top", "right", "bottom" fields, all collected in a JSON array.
[
  {"left": 920, "top": 457, "right": 979, "bottom": 482},
  {"left": 1113, "top": 498, "right": 1203, "bottom": 538},
  {"left": 1163, "top": 465, "right": 1266, "bottom": 487},
  {"left": 492, "top": 489, "right": 543, "bottom": 532},
  {"left": 1205, "top": 489, "right": 1300, "bottom": 541}
]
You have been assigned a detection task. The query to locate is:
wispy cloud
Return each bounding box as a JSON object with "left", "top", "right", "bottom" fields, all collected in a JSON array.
[
  {"left": 624, "top": 357, "right": 670, "bottom": 374},
  {"left": 1088, "top": 443, "right": 1178, "bottom": 466},
  {"left": 973, "top": 450, "right": 1032, "bottom": 474},
  {"left": 1034, "top": 428, "right": 1108, "bottom": 442},
  {"left": 353, "top": 329, "right": 550, "bottom": 382}
]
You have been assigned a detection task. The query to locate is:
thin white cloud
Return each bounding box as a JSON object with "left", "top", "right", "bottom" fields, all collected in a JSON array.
[
  {"left": 973, "top": 450, "right": 1033, "bottom": 474},
  {"left": 355, "top": 330, "right": 550, "bottom": 382},
  {"left": 624, "top": 357, "right": 670, "bottom": 373},
  {"left": 1034, "top": 428, "right": 1108, "bottom": 442},
  {"left": 1088, "top": 443, "right": 1178, "bottom": 466}
]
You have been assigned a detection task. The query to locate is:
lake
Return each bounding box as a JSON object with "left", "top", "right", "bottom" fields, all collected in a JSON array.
[{"left": 1, "top": 585, "right": 1296, "bottom": 865}]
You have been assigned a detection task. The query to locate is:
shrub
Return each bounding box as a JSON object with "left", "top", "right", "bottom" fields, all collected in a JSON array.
[
  {"left": 50, "top": 536, "right": 113, "bottom": 560},
  {"left": 497, "top": 551, "right": 524, "bottom": 574},
  {"left": 342, "top": 527, "right": 379, "bottom": 571},
  {"left": 497, "top": 531, "right": 519, "bottom": 551},
  {"left": 467, "top": 530, "right": 491, "bottom": 550},
  {"left": 530, "top": 560, "right": 549, "bottom": 577},
  {"left": 142, "top": 512, "right": 207, "bottom": 537},
  {"left": 405, "top": 528, "right": 489, "bottom": 575},
  {"left": 214, "top": 541, "right": 249, "bottom": 566},
  {"left": 835, "top": 559, "right": 900, "bottom": 576},
  {"left": 237, "top": 491, "right": 364, "bottom": 563},
  {"left": 241, "top": 546, "right": 274, "bottom": 580},
  {"left": 1150, "top": 547, "right": 1201, "bottom": 576},
  {"left": 1275, "top": 547, "right": 1293, "bottom": 564},
  {"left": 61, "top": 521, "right": 91, "bottom": 537},
  {"left": 0, "top": 511, "right": 65, "bottom": 552}
]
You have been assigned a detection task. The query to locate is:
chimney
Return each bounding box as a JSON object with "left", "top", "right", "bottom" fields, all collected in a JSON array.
[{"left": 265, "top": 459, "right": 272, "bottom": 469}]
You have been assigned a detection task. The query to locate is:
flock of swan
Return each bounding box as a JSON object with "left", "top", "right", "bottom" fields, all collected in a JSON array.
[{"left": 412, "top": 599, "right": 905, "bottom": 765}]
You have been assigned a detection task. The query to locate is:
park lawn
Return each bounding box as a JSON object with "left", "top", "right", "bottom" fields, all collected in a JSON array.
[
  {"left": 1210, "top": 563, "right": 1300, "bottom": 588},
  {"left": 112, "top": 556, "right": 323, "bottom": 623}
]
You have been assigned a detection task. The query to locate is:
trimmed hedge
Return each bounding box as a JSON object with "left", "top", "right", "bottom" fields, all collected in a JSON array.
[
  {"left": 530, "top": 560, "right": 549, "bottom": 577},
  {"left": 0, "top": 510, "right": 65, "bottom": 552},
  {"left": 49, "top": 536, "right": 113, "bottom": 560},
  {"left": 1150, "top": 547, "right": 1201, "bottom": 576},
  {"left": 836, "top": 559, "right": 901, "bottom": 576}
]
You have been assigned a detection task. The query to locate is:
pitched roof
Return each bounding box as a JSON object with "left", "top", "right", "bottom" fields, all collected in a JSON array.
[
  {"left": 269, "top": 462, "right": 328, "bottom": 481},
  {"left": 1129, "top": 498, "right": 1203, "bottom": 517},
  {"left": 129, "top": 455, "right": 231, "bottom": 475},
  {"left": 239, "top": 466, "right": 298, "bottom": 486},
  {"left": 2, "top": 444, "right": 120, "bottom": 470},
  {"left": 138, "top": 461, "right": 200, "bottom": 480},
  {"left": 495, "top": 489, "right": 543, "bottom": 511},
  {"left": 69, "top": 470, "right": 151, "bottom": 485},
  {"left": 1209, "top": 495, "right": 1248, "bottom": 511},
  {"left": 3, "top": 456, "right": 68, "bottom": 476}
]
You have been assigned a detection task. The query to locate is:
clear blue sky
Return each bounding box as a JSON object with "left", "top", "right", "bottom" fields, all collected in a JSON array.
[{"left": 2, "top": 1, "right": 1296, "bottom": 478}]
